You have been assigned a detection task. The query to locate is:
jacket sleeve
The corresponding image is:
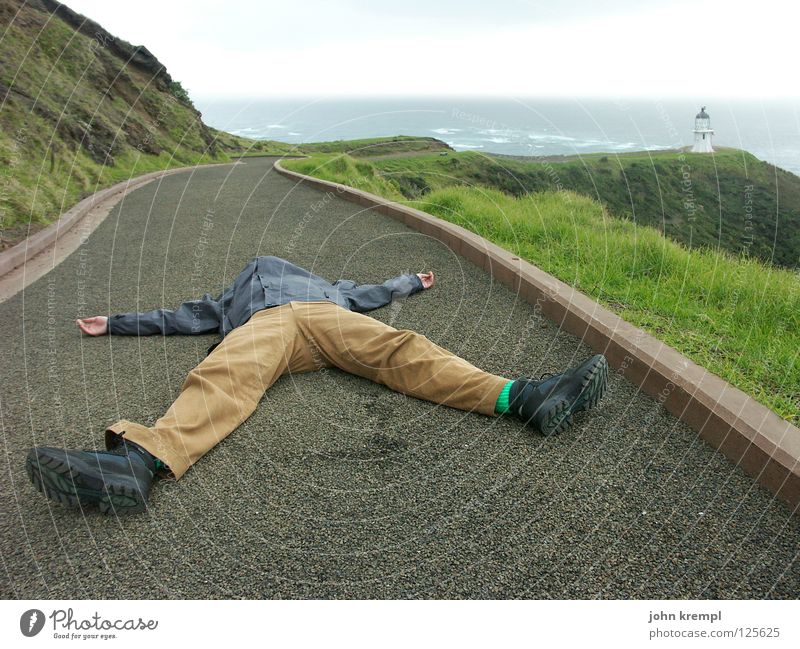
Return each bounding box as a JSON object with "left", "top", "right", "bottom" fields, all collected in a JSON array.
[
  {"left": 336, "top": 273, "right": 424, "bottom": 313},
  {"left": 107, "top": 293, "right": 223, "bottom": 335}
]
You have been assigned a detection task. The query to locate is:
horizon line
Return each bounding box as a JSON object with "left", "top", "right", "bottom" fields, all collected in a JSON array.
[{"left": 192, "top": 94, "right": 800, "bottom": 103}]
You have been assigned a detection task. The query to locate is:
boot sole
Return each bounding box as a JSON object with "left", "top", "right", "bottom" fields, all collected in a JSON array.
[
  {"left": 536, "top": 355, "right": 609, "bottom": 436},
  {"left": 538, "top": 399, "right": 574, "bottom": 436},
  {"left": 25, "top": 448, "right": 148, "bottom": 515},
  {"left": 572, "top": 354, "right": 609, "bottom": 414}
]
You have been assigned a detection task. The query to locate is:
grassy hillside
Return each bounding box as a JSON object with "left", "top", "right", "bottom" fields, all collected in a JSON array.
[
  {"left": 0, "top": 0, "right": 242, "bottom": 246},
  {"left": 361, "top": 148, "right": 800, "bottom": 269},
  {"left": 230, "top": 135, "right": 451, "bottom": 160},
  {"left": 283, "top": 154, "right": 800, "bottom": 424},
  {"left": 296, "top": 135, "right": 451, "bottom": 158},
  {"left": 0, "top": 0, "right": 451, "bottom": 249}
]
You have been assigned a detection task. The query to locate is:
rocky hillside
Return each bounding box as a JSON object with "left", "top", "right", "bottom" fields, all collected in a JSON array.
[{"left": 0, "top": 0, "right": 266, "bottom": 247}]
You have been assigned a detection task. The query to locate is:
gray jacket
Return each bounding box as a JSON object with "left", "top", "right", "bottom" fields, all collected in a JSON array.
[{"left": 108, "top": 256, "right": 424, "bottom": 337}]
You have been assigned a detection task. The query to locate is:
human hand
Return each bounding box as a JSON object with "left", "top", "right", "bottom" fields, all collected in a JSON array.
[
  {"left": 76, "top": 316, "right": 109, "bottom": 336},
  {"left": 416, "top": 271, "right": 435, "bottom": 289}
]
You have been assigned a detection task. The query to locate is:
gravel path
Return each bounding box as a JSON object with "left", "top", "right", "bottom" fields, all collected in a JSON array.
[{"left": 1, "top": 157, "right": 797, "bottom": 599}]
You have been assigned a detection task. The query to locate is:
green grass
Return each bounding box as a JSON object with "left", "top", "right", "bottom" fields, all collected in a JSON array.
[
  {"left": 284, "top": 153, "right": 800, "bottom": 424},
  {"left": 284, "top": 155, "right": 406, "bottom": 199},
  {"left": 299, "top": 135, "right": 450, "bottom": 157},
  {"left": 210, "top": 134, "right": 450, "bottom": 160},
  {"left": 0, "top": 6, "right": 244, "bottom": 245},
  {"left": 361, "top": 148, "right": 800, "bottom": 269}
]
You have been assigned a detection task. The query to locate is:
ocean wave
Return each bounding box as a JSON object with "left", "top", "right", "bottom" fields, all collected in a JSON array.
[
  {"left": 451, "top": 143, "right": 484, "bottom": 149},
  {"left": 431, "top": 128, "right": 461, "bottom": 134},
  {"left": 574, "top": 140, "right": 609, "bottom": 148},
  {"left": 486, "top": 137, "right": 511, "bottom": 144},
  {"left": 528, "top": 133, "right": 576, "bottom": 142},
  {"left": 478, "top": 128, "right": 513, "bottom": 136},
  {"left": 266, "top": 124, "right": 286, "bottom": 129}
]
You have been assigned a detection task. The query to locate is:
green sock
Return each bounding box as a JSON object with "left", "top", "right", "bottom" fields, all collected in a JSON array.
[
  {"left": 154, "top": 459, "right": 166, "bottom": 471},
  {"left": 494, "top": 380, "right": 514, "bottom": 414}
]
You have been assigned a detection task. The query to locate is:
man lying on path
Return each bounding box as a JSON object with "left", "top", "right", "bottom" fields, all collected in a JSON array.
[{"left": 26, "top": 256, "right": 609, "bottom": 515}]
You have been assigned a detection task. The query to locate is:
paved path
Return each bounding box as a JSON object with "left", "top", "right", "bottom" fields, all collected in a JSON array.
[{"left": 1, "top": 157, "right": 797, "bottom": 599}]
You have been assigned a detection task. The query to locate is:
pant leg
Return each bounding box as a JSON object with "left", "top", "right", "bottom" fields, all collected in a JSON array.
[
  {"left": 105, "top": 303, "right": 317, "bottom": 479},
  {"left": 291, "top": 301, "right": 508, "bottom": 416}
]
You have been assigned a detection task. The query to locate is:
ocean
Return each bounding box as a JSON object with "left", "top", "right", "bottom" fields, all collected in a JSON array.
[{"left": 196, "top": 97, "right": 800, "bottom": 175}]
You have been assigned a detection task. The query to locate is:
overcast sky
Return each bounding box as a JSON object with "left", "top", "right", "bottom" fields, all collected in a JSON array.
[{"left": 61, "top": 0, "right": 798, "bottom": 99}]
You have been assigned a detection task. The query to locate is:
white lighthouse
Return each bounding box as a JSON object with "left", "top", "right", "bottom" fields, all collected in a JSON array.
[{"left": 691, "top": 106, "right": 714, "bottom": 153}]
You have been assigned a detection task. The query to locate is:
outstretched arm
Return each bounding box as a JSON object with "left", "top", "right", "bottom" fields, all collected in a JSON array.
[
  {"left": 336, "top": 271, "right": 435, "bottom": 313},
  {"left": 77, "top": 291, "right": 228, "bottom": 337}
]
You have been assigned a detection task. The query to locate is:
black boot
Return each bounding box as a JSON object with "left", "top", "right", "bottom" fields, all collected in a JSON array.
[
  {"left": 509, "top": 354, "right": 609, "bottom": 436},
  {"left": 25, "top": 439, "right": 157, "bottom": 515}
]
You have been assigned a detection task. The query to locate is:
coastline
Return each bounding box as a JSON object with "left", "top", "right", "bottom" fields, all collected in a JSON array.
[{"left": 197, "top": 97, "right": 800, "bottom": 176}]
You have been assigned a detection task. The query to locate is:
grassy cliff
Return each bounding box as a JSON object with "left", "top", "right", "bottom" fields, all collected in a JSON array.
[
  {"left": 283, "top": 154, "right": 800, "bottom": 423},
  {"left": 0, "top": 0, "right": 270, "bottom": 247},
  {"left": 0, "top": 0, "right": 451, "bottom": 249},
  {"left": 366, "top": 148, "right": 800, "bottom": 269}
]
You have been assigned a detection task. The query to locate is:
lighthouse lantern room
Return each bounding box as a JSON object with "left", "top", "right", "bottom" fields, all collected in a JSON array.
[{"left": 692, "top": 106, "right": 714, "bottom": 153}]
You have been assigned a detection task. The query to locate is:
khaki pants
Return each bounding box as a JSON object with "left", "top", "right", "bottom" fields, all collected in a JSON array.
[{"left": 105, "top": 301, "right": 509, "bottom": 479}]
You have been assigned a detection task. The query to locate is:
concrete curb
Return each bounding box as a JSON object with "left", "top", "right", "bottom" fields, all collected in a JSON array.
[
  {"left": 274, "top": 159, "right": 800, "bottom": 512},
  {"left": 0, "top": 162, "right": 238, "bottom": 277}
]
